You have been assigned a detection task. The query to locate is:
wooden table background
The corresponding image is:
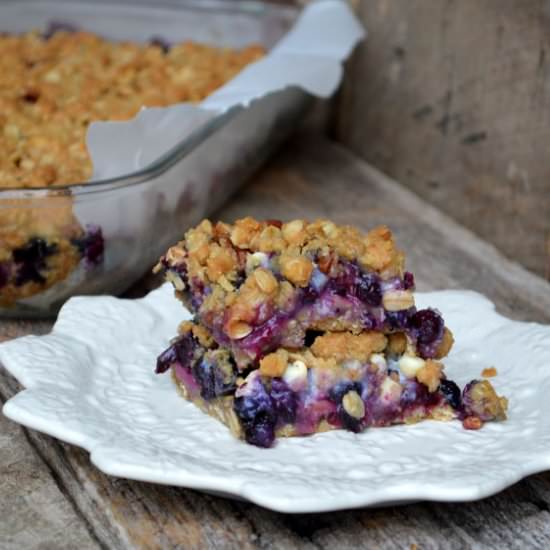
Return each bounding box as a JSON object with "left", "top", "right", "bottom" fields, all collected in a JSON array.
[
  {"left": 335, "top": 0, "right": 550, "bottom": 281},
  {"left": 2, "top": 134, "right": 550, "bottom": 549}
]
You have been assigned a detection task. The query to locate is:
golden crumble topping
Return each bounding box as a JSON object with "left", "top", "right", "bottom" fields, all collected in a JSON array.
[
  {"left": 0, "top": 31, "right": 264, "bottom": 188},
  {"left": 311, "top": 331, "right": 388, "bottom": 363},
  {"left": 161, "top": 217, "right": 405, "bottom": 286},
  {"left": 415, "top": 359, "right": 444, "bottom": 392},
  {"left": 0, "top": 196, "right": 80, "bottom": 255},
  {"left": 387, "top": 332, "right": 407, "bottom": 355},
  {"left": 279, "top": 252, "right": 313, "bottom": 287},
  {"left": 259, "top": 349, "right": 289, "bottom": 377},
  {"left": 481, "top": 366, "right": 497, "bottom": 378},
  {"left": 466, "top": 380, "right": 508, "bottom": 421},
  {"left": 178, "top": 320, "right": 214, "bottom": 349},
  {"left": 434, "top": 327, "right": 455, "bottom": 359}
]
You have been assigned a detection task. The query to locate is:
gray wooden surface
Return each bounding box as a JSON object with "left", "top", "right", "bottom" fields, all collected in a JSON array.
[
  {"left": 335, "top": 0, "right": 550, "bottom": 281},
  {"left": 2, "top": 134, "right": 550, "bottom": 549}
]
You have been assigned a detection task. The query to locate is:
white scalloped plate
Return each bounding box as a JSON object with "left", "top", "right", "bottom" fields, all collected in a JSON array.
[{"left": 2, "top": 284, "right": 550, "bottom": 513}]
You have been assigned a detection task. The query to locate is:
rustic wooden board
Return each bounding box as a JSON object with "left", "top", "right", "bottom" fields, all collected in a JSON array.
[
  {"left": 335, "top": 0, "right": 550, "bottom": 281},
  {"left": 2, "top": 135, "right": 550, "bottom": 549}
]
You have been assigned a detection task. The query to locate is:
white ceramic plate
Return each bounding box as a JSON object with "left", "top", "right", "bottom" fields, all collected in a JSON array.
[{"left": 1, "top": 284, "right": 549, "bottom": 513}]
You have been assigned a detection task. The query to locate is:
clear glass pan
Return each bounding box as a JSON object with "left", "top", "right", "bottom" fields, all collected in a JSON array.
[{"left": 0, "top": 0, "right": 311, "bottom": 317}]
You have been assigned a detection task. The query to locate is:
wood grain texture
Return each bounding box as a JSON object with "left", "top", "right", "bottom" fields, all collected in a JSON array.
[
  {"left": 2, "top": 134, "right": 550, "bottom": 549},
  {"left": 335, "top": 0, "right": 550, "bottom": 280},
  {"left": 0, "top": 380, "right": 101, "bottom": 549}
]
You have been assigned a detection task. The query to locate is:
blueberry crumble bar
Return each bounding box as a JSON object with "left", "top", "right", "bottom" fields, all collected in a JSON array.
[
  {"left": 0, "top": 197, "right": 103, "bottom": 306},
  {"left": 156, "top": 218, "right": 454, "bottom": 368},
  {"left": 155, "top": 218, "right": 508, "bottom": 447}
]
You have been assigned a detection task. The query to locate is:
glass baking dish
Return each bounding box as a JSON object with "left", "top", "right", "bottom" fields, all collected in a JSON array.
[{"left": 0, "top": 0, "right": 312, "bottom": 318}]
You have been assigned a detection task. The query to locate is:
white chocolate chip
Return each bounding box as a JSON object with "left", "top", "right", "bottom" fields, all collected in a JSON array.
[
  {"left": 44, "top": 70, "right": 61, "bottom": 83},
  {"left": 343, "top": 359, "right": 362, "bottom": 373},
  {"left": 380, "top": 377, "right": 402, "bottom": 401},
  {"left": 398, "top": 354, "right": 426, "bottom": 378},
  {"left": 370, "top": 353, "right": 387, "bottom": 370},
  {"left": 246, "top": 251, "right": 269, "bottom": 273},
  {"left": 283, "top": 360, "right": 308, "bottom": 388}
]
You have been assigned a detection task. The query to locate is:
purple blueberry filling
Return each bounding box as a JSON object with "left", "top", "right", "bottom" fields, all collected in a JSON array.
[
  {"left": 156, "top": 332, "right": 238, "bottom": 401},
  {"left": 320, "top": 261, "right": 383, "bottom": 307},
  {"left": 193, "top": 356, "right": 237, "bottom": 400},
  {"left": 157, "top": 331, "right": 505, "bottom": 448},
  {"left": 72, "top": 225, "right": 104, "bottom": 268},
  {"left": 156, "top": 332, "right": 198, "bottom": 374},
  {"left": 400, "top": 380, "right": 441, "bottom": 412},
  {"left": 403, "top": 271, "right": 415, "bottom": 290},
  {"left": 233, "top": 369, "right": 460, "bottom": 447},
  {"left": 234, "top": 373, "right": 277, "bottom": 447},
  {"left": 270, "top": 378, "right": 297, "bottom": 424},
  {"left": 149, "top": 36, "right": 171, "bottom": 53},
  {"left": 409, "top": 309, "right": 445, "bottom": 358},
  {"left": 337, "top": 402, "right": 364, "bottom": 433},
  {"left": 42, "top": 21, "right": 79, "bottom": 39},
  {"left": 12, "top": 237, "right": 57, "bottom": 286},
  {"left": 355, "top": 273, "right": 383, "bottom": 306},
  {"left": 439, "top": 379, "right": 462, "bottom": 410},
  {"left": 237, "top": 313, "right": 290, "bottom": 360},
  {"left": 327, "top": 381, "right": 366, "bottom": 432},
  {"left": 385, "top": 307, "right": 415, "bottom": 331},
  {"left": 0, "top": 262, "right": 9, "bottom": 289},
  {"left": 327, "top": 381, "right": 363, "bottom": 404},
  {"left": 1, "top": 225, "right": 105, "bottom": 296}
]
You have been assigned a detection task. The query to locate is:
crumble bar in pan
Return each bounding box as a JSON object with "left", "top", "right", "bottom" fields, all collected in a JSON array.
[
  {"left": 0, "top": 30, "right": 263, "bottom": 305},
  {"left": 0, "top": 197, "right": 103, "bottom": 306},
  {"left": 0, "top": 30, "right": 264, "bottom": 188}
]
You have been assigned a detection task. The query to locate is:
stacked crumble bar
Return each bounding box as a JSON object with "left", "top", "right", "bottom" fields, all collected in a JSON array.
[{"left": 155, "top": 218, "right": 508, "bottom": 447}]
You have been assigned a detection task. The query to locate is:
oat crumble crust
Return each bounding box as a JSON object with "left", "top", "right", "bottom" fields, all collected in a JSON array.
[
  {"left": 164, "top": 218, "right": 405, "bottom": 283},
  {"left": 165, "top": 321, "right": 508, "bottom": 444},
  {"left": 0, "top": 31, "right": 264, "bottom": 188},
  {"left": 171, "top": 366, "right": 458, "bottom": 442}
]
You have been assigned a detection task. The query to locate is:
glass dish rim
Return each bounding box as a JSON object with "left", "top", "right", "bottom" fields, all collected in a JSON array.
[{"left": 0, "top": 0, "right": 298, "bottom": 197}]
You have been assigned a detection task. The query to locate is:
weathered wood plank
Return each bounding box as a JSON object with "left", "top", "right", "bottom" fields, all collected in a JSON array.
[
  {"left": 0, "top": 377, "right": 101, "bottom": 550},
  {"left": 335, "top": 0, "right": 550, "bottom": 280},
  {"left": 2, "top": 134, "right": 550, "bottom": 549}
]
